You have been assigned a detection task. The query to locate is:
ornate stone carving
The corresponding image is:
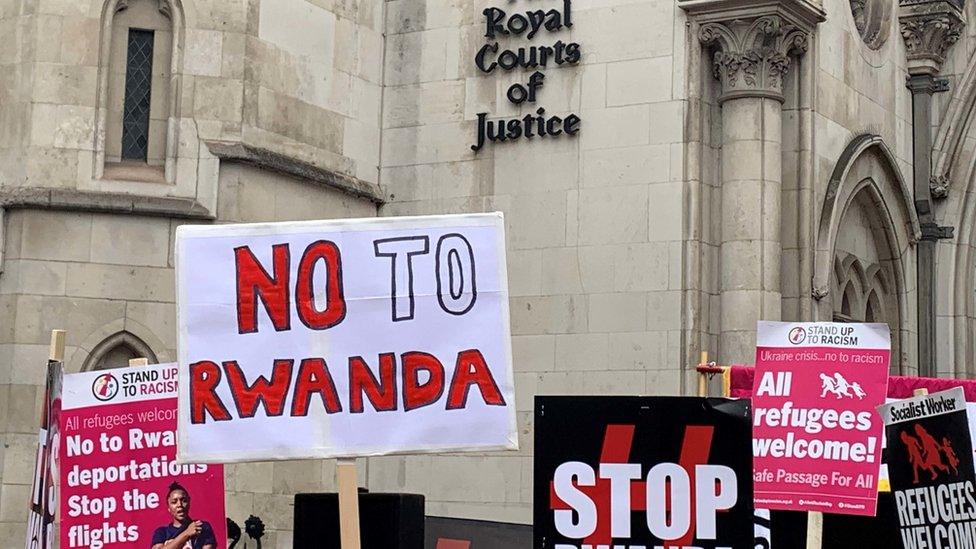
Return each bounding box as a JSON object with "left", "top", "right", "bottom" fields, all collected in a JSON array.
[
  {"left": 930, "top": 174, "right": 951, "bottom": 198},
  {"left": 157, "top": 0, "right": 172, "bottom": 19},
  {"left": 851, "top": 0, "right": 893, "bottom": 50},
  {"left": 899, "top": 0, "right": 965, "bottom": 75},
  {"left": 812, "top": 285, "right": 830, "bottom": 301},
  {"left": 699, "top": 15, "right": 811, "bottom": 104}
]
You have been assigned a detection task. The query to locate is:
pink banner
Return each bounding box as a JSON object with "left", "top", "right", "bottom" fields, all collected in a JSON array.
[
  {"left": 752, "top": 322, "right": 890, "bottom": 516},
  {"left": 730, "top": 367, "right": 976, "bottom": 402},
  {"left": 59, "top": 363, "right": 225, "bottom": 549}
]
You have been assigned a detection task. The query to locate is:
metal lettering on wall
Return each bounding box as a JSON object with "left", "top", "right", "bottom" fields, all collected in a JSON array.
[{"left": 471, "top": 0, "right": 582, "bottom": 151}]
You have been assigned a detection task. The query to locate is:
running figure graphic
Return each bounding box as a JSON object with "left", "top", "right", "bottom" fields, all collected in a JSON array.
[
  {"left": 901, "top": 431, "right": 927, "bottom": 484},
  {"left": 819, "top": 373, "right": 837, "bottom": 398},
  {"left": 819, "top": 372, "right": 859, "bottom": 400},
  {"left": 942, "top": 436, "right": 960, "bottom": 475},
  {"left": 833, "top": 373, "right": 854, "bottom": 399},
  {"left": 916, "top": 424, "right": 950, "bottom": 480}
]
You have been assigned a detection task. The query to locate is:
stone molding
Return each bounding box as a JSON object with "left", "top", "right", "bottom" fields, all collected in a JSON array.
[
  {"left": 0, "top": 187, "right": 213, "bottom": 219},
  {"left": 698, "top": 15, "right": 811, "bottom": 103},
  {"left": 0, "top": 187, "right": 213, "bottom": 275},
  {"left": 680, "top": 1, "right": 824, "bottom": 104},
  {"left": 204, "top": 141, "right": 385, "bottom": 205},
  {"left": 899, "top": 0, "right": 965, "bottom": 75},
  {"left": 678, "top": 0, "right": 826, "bottom": 28}
]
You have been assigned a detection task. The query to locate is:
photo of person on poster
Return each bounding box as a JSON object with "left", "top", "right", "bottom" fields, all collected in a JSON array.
[{"left": 151, "top": 482, "right": 217, "bottom": 549}]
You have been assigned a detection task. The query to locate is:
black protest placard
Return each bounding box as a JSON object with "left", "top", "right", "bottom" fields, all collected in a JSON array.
[
  {"left": 534, "top": 396, "right": 753, "bottom": 549},
  {"left": 879, "top": 387, "right": 976, "bottom": 549}
]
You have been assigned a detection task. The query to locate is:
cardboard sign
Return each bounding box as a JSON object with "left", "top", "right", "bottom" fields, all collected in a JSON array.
[
  {"left": 879, "top": 387, "right": 976, "bottom": 548},
  {"left": 752, "top": 321, "right": 890, "bottom": 516},
  {"left": 176, "top": 213, "right": 516, "bottom": 462},
  {"left": 534, "top": 396, "right": 754, "bottom": 549},
  {"left": 25, "top": 360, "right": 62, "bottom": 549},
  {"left": 59, "top": 363, "right": 225, "bottom": 549}
]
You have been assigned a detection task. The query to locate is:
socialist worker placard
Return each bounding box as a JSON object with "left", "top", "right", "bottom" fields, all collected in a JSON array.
[
  {"left": 879, "top": 387, "right": 976, "bottom": 549},
  {"left": 534, "top": 396, "right": 753, "bottom": 549},
  {"left": 753, "top": 321, "right": 890, "bottom": 516}
]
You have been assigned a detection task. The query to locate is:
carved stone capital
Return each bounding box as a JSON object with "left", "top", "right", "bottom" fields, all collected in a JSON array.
[
  {"left": 930, "top": 174, "right": 951, "bottom": 199},
  {"left": 812, "top": 285, "right": 830, "bottom": 301},
  {"left": 899, "top": 0, "right": 965, "bottom": 75},
  {"left": 697, "top": 15, "right": 811, "bottom": 104}
]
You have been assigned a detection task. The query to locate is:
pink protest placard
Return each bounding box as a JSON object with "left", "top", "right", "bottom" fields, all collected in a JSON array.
[
  {"left": 60, "top": 363, "right": 225, "bottom": 549},
  {"left": 753, "top": 321, "right": 890, "bottom": 516}
]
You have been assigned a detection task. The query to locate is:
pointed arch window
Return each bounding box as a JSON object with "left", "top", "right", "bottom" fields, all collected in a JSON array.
[
  {"left": 84, "top": 331, "right": 158, "bottom": 371},
  {"left": 96, "top": 0, "right": 182, "bottom": 182}
]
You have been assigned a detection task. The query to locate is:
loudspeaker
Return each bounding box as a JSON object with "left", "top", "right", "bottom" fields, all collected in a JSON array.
[{"left": 293, "top": 492, "right": 425, "bottom": 549}]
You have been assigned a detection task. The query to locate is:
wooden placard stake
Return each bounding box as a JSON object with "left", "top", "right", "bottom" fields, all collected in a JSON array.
[
  {"left": 697, "top": 351, "right": 709, "bottom": 397},
  {"left": 337, "top": 458, "right": 362, "bottom": 549},
  {"left": 914, "top": 388, "right": 929, "bottom": 397},
  {"left": 49, "top": 330, "right": 66, "bottom": 362},
  {"left": 128, "top": 358, "right": 149, "bottom": 367},
  {"left": 805, "top": 512, "right": 823, "bottom": 549}
]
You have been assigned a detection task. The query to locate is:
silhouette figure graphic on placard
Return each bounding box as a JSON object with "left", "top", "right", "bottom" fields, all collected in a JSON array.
[
  {"left": 819, "top": 372, "right": 860, "bottom": 400},
  {"left": 916, "top": 424, "right": 950, "bottom": 480},
  {"left": 820, "top": 374, "right": 838, "bottom": 398},
  {"left": 833, "top": 373, "right": 854, "bottom": 399},
  {"left": 901, "top": 425, "right": 957, "bottom": 484},
  {"left": 942, "top": 436, "right": 960, "bottom": 475},
  {"left": 901, "top": 431, "right": 927, "bottom": 484}
]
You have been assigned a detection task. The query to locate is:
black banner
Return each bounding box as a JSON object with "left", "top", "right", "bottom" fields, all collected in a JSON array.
[
  {"left": 534, "top": 396, "right": 753, "bottom": 549},
  {"left": 881, "top": 387, "right": 976, "bottom": 549}
]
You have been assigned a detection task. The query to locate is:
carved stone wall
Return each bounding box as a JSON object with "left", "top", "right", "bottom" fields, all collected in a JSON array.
[{"left": 850, "top": 0, "right": 893, "bottom": 49}]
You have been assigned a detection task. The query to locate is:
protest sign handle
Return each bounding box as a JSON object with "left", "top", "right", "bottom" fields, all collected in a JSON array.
[
  {"left": 337, "top": 458, "right": 362, "bottom": 549},
  {"left": 49, "top": 329, "right": 65, "bottom": 362},
  {"left": 806, "top": 511, "right": 823, "bottom": 549},
  {"left": 914, "top": 388, "right": 929, "bottom": 396},
  {"left": 129, "top": 357, "right": 149, "bottom": 366}
]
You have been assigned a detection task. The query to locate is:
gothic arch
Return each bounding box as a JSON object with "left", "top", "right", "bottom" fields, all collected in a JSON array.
[
  {"left": 82, "top": 331, "right": 159, "bottom": 371},
  {"left": 813, "top": 134, "right": 920, "bottom": 371},
  {"left": 93, "top": 0, "right": 191, "bottom": 183},
  {"left": 932, "top": 51, "right": 976, "bottom": 194}
]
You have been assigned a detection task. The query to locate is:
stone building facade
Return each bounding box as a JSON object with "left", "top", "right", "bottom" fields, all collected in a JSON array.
[{"left": 0, "top": 0, "right": 974, "bottom": 545}]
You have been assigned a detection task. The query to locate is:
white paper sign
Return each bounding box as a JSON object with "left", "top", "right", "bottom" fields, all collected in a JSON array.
[{"left": 175, "top": 213, "right": 516, "bottom": 463}]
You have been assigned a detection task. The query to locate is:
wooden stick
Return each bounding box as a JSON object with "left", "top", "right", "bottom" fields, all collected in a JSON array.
[
  {"left": 914, "top": 388, "right": 929, "bottom": 397},
  {"left": 128, "top": 358, "right": 149, "bottom": 366},
  {"left": 805, "top": 511, "right": 823, "bottom": 549},
  {"left": 697, "top": 351, "right": 709, "bottom": 397},
  {"left": 49, "top": 330, "right": 66, "bottom": 362},
  {"left": 337, "top": 458, "right": 361, "bottom": 549}
]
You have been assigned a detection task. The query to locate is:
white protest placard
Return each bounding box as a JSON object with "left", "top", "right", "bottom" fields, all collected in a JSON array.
[{"left": 176, "top": 213, "right": 516, "bottom": 463}]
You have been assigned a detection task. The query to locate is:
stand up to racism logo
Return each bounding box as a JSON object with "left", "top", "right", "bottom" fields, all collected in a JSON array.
[{"left": 91, "top": 373, "right": 118, "bottom": 402}]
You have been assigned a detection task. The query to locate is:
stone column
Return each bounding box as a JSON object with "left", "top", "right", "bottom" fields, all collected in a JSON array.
[
  {"left": 681, "top": 2, "right": 824, "bottom": 363},
  {"left": 899, "top": 0, "right": 964, "bottom": 376}
]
